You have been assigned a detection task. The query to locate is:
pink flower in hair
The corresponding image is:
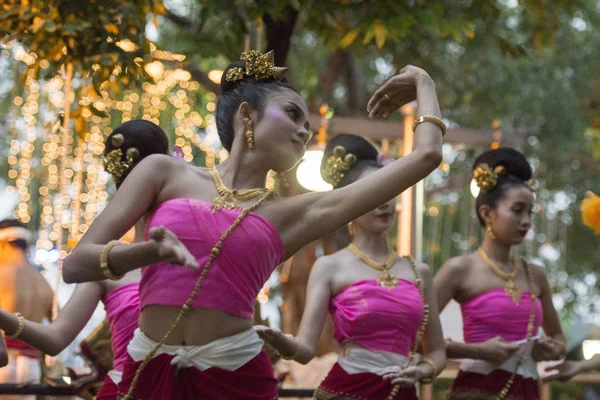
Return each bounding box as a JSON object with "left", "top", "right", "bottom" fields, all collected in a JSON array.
[
  {"left": 377, "top": 153, "right": 390, "bottom": 166},
  {"left": 172, "top": 146, "right": 184, "bottom": 160}
]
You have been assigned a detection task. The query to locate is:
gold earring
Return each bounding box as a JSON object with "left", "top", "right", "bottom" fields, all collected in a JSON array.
[
  {"left": 486, "top": 221, "right": 496, "bottom": 240},
  {"left": 245, "top": 120, "right": 255, "bottom": 149},
  {"left": 348, "top": 222, "right": 355, "bottom": 235},
  {"left": 278, "top": 172, "right": 289, "bottom": 189}
]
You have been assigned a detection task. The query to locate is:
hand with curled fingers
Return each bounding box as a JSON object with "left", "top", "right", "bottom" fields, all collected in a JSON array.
[
  {"left": 149, "top": 226, "right": 200, "bottom": 270},
  {"left": 382, "top": 364, "right": 432, "bottom": 388},
  {"left": 541, "top": 361, "right": 582, "bottom": 383},
  {"left": 532, "top": 337, "right": 566, "bottom": 362},
  {"left": 367, "top": 65, "right": 433, "bottom": 119}
]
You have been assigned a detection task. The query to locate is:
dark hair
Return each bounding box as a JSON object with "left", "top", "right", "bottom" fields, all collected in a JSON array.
[
  {"left": 473, "top": 147, "right": 533, "bottom": 225},
  {"left": 216, "top": 60, "right": 297, "bottom": 152},
  {"left": 104, "top": 120, "right": 169, "bottom": 187},
  {"left": 0, "top": 219, "right": 29, "bottom": 251},
  {"left": 321, "top": 134, "right": 381, "bottom": 188}
]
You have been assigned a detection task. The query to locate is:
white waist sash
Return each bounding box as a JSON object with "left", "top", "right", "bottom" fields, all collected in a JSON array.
[
  {"left": 337, "top": 344, "right": 409, "bottom": 376},
  {"left": 127, "top": 328, "right": 264, "bottom": 371},
  {"left": 460, "top": 338, "right": 539, "bottom": 379},
  {"left": 107, "top": 369, "right": 122, "bottom": 385}
]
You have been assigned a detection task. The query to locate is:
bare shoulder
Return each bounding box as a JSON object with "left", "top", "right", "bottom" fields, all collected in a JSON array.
[
  {"left": 414, "top": 260, "right": 433, "bottom": 279},
  {"left": 525, "top": 261, "right": 550, "bottom": 284},
  {"left": 311, "top": 251, "right": 343, "bottom": 278},
  {"left": 440, "top": 254, "right": 472, "bottom": 274}
]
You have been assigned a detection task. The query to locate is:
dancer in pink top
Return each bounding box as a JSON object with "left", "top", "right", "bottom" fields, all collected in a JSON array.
[
  {"left": 434, "top": 148, "right": 566, "bottom": 400},
  {"left": 258, "top": 134, "right": 446, "bottom": 400},
  {"left": 0, "top": 120, "right": 168, "bottom": 399},
  {"left": 62, "top": 51, "right": 445, "bottom": 400}
]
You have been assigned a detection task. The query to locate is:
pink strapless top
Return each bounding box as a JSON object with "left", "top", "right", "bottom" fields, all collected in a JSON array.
[
  {"left": 461, "top": 289, "right": 543, "bottom": 343},
  {"left": 102, "top": 282, "right": 140, "bottom": 371},
  {"left": 330, "top": 279, "right": 424, "bottom": 355},
  {"left": 141, "top": 198, "right": 285, "bottom": 320}
]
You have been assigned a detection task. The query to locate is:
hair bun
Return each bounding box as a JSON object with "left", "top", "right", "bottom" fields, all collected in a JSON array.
[
  {"left": 473, "top": 147, "right": 532, "bottom": 182},
  {"left": 221, "top": 61, "right": 247, "bottom": 95}
]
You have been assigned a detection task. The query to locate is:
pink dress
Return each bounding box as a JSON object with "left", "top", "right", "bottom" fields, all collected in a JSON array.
[{"left": 316, "top": 279, "right": 424, "bottom": 400}]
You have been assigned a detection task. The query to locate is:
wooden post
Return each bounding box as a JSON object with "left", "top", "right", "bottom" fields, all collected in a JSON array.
[
  {"left": 540, "top": 383, "right": 551, "bottom": 400},
  {"left": 397, "top": 104, "right": 416, "bottom": 255}
]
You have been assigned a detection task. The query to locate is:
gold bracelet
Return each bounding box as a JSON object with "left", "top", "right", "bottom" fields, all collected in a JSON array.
[
  {"left": 7, "top": 312, "right": 25, "bottom": 340},
  {"left": 418, "top": 357, "right": 438, "bottom": 384},
  {"left": 100, "top": 240, "right": 124, "bottom": 281},
  {"left": 412, "top": 115, "right": 447, "bottom": 137},
  {"left": 280, "top": 333, "right": 301, "bottom": 361}
]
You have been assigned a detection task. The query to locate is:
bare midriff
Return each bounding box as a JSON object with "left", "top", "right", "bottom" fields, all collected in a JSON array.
[{"left": 139, "top": 305, "right": 253, "bottom": 346}]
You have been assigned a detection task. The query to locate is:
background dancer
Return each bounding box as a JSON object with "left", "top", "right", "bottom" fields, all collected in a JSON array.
[
  {"left": 257, "top": 134, "right": 446, "bottom": 400},
  {"left": 0, "top": 219, "right": 53, "bottom": 400},
  {"left": 0, "top": 120, "right": 169, "bottom": 400},
  {"left": 434, "top": 148, "right": 567, "bottom": 400}
]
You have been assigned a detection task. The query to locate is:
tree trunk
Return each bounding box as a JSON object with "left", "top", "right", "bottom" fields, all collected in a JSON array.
[{"left": 263, "top": 7, "right": 299, "bottom": 65}]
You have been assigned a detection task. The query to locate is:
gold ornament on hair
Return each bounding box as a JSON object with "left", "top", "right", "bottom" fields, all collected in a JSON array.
[
  {"left": 122, "top": 189, "right": 276, "bottom": 400},
  {"left": 478, "top": 248, "right": 521, "bottom": 304},
  {"left": 225, "top": 50, "right": 288, "bottom": 82},
  {"left": 209, "top": 167, "right": 268, "bottom": 211},
  {"left": 322, "top": 145, "right": 357, "bottom": 187},
  {"left": 102, "top": 133, "right": 140, "bottom": 183},
  {"left": 473, "top": 163, "right": 505, "bottom": 193}
]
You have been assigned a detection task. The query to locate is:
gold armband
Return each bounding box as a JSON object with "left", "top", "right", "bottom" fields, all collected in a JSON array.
[
  {"left": 412, "top": 115, "right": 447, "bottom": 136},
  {"left": 100, "top": 240, "right": 124, "bottom": 281},
  {"left": 7, "top": 312, "right": 25, "bottom": 340}
]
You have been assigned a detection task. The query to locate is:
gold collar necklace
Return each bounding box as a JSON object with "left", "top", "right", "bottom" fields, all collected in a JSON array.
[
  {"left": 347, "top": 243, "right": 398, "bottom": 289},
  {"left": 209, "top": 167, "right": 268, "bottom": 211}
]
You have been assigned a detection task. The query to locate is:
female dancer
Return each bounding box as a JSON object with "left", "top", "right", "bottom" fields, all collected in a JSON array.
[
  {"left": 434, "top": 148, "right": 566, "bottom": 400},
  {"left": 0, "top": 119, "right": 169, "bottom": 399},
  {"left": 257, "top": 134, "right": 446, "bottom": 399},
  {"left": 62, "top": 51, "right": 445, "bottom": 399}
]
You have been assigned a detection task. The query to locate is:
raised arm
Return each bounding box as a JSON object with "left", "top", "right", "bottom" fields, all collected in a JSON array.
[
  {"left": 63, "top": 155, "right": 198, "bottom": 283},
  {"left": 0, "top": 282, "right": 103, "bottom": 356},
  {"left": 255, "top": 256, "right": 334, "bottom": 364},
  {"left": 277, "top": 66, "right": 443, "bottom": 254}
]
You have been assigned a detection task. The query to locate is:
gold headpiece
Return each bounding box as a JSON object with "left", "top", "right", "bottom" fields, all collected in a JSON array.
[
  {"left": 322, "top": 146, "right": 357, "bottom": 187},
  {"left": 225, "top": 50, "right": 288, "bottom": 82},
  {"left": 102, "top": 133, "right": 140, "bottom": 183},
  {"left": 473, "top": 163, "right": 505, "bottom": 193}
]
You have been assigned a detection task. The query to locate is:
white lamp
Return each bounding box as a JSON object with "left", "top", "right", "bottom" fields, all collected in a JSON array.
[{"left": 296, "top": 150, "right": 332, "bottom": 192}]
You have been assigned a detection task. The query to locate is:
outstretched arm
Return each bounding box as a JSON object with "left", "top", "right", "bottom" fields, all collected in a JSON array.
[
  {"left": 0, "top": 283, "right": 103, "bottom": 356},
  {"left": 255, "top": 256, "right": 334, "bottom": 364},
  {"left": 271, "top": 66, "right": 443, "bottom": 256},
  {"left": 63, "top": 155, "right": 198, "bottom": 283}
]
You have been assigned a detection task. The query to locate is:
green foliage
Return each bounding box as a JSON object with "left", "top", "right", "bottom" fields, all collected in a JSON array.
[{"left": 0, "top": 0, "right": 164, "bottom": 92}]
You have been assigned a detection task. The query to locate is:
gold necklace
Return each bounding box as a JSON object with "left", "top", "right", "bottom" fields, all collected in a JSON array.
[
  {"left": 347, "top": 243, "right": 398, "bottom": 289},
  {"left": 478, "top": 248, "right": 522, "bottom": 305},
  {"left": 209, "top": 167, "right": 268, "bottom": 211}
]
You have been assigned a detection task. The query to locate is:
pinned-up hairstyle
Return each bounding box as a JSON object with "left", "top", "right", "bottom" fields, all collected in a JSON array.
[
  {"left": 216, "top": 50, "right": 296, "bottom": 152},
  {"left": 321, "top": 134, "right": 382, "bottom": 188},
  {"left": 473, "top": 147, "right": 533, "bottom": 225},
  {"left": 102, "top": 120, "right": 169, "bottom": 187}
]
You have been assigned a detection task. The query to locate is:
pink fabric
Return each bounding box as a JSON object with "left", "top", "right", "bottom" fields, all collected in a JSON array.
[
  {"left": 330, "top": 279, "right": 424, "bottom": 355},
  {"left": 102, "top": 282, "right": 140, "bottom": 372},
  {"left": 461, "top": 289, "right": 543, "bottom": 343},
  {"left": 141, "top": 198, "right": 285, "bottom": 320}
]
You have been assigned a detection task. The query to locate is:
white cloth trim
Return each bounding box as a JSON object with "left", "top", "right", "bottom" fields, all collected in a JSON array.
[
  {"left": 127, "top": 328, "right": 264, "bottom": 371},
  {"left": 0, "top": 227, "right": 32, "bottom": 242},
  {"left": 460, "top": 337, "right": 539, "bottom": 379},
  {"left": 337, "top": 344, "right": 409, "bottom": 376},
  {"left": 107, "top": 369, "right": 123, "bottom": 385}
]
